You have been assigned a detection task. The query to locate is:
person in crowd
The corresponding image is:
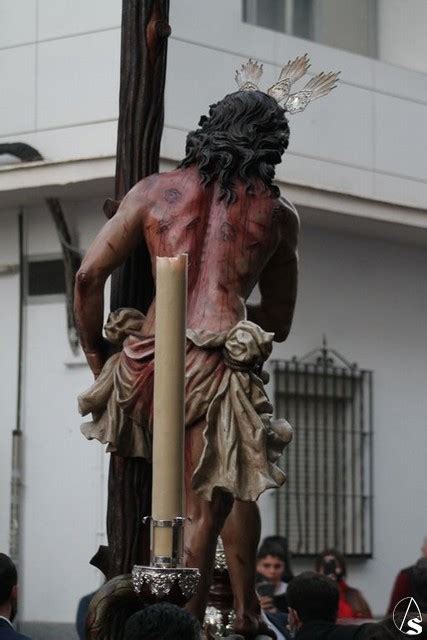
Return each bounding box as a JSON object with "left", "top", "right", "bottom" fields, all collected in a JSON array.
[
  {"left": 0, "top": 554, "right": 30, "bottom": 640},
  {"left": 123, "top": 603, "right": 200, "bottom": 640},
  {"left": 387, "top": 536, "right": 427, "bottom": 614},
  {"left": 412, "top": 557, "right": 427, "bottom": 613},
  {"left": 361, "top": 617, "right": 411, "bottom": 639},
  {"left": 316, "top": 549, "right": 373, "bottom": 619},
  {"left": 256, "top": 543, "right": 291, "bottom": 638},
  {"left": 260, "top": 536, "right": 294, "bottom": 583},
  {"left": 286, "top": 571, "right": 375, "bottom": 639},
  {"left": 256, "top": 543, "right": 290, "bottom": 613}
]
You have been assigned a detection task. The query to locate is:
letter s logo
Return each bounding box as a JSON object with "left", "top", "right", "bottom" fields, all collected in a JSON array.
[
  {"left": 393, "top": 597, "right": 423, "bottom": 636},
  {"left": 406, "top": 616, "right": 422, "bottom": 635}
]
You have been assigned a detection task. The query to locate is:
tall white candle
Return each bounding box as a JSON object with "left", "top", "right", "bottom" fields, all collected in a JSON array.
[{"left": 152, "top": 254, "right": 187, "bottom": 559}]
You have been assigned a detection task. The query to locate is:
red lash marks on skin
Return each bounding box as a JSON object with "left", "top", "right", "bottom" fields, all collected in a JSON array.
[
  {"left": 156, "top": 218, "right": 173, "bottom": 234},
  {"left": 163, "top": 188, "right": 182, "bottom": 204},
  {"left": 220, "top": 221, "right": 237, "bottom": 242},
  {"left": 186, "top": 216, "right": 201, "bottom": 231}
]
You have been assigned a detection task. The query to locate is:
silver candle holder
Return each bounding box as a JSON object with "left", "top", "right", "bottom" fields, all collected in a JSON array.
[{"left": 132, "top": 516, "right": 200, "bottom": 605}]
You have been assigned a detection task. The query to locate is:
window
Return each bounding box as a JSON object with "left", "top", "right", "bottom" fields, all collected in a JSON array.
[
  {"left": 243, "top": 0, "right": 312, "bottom": 36},
  {"left": 27, "top": 256, "right": 66, "bottom": 301},
  {"left": 243, "top": 0, "right": 377, "bottom": 58},
  {"left": 272, "top": 343, "right": 373, "bottom": 558}
]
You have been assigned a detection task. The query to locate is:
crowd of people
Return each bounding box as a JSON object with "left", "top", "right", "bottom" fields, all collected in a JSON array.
[
  {"left": 1, "top": 538, "right": 427, "bottom": 640},
  {"left": 255, "top": 538, "right": 374, "bottom": 624},
  {"left": 254, "top": 535, "right": 427, "bottom": 638}
]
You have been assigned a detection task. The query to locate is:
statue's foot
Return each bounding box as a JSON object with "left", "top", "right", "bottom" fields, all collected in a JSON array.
[{"left": 233, "top": 613, "right": 276, "bottom": 639}]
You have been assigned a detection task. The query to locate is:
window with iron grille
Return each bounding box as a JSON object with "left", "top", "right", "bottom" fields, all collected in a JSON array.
[{"left": 273, "top": 342, "right": 373, "bottom": 558}]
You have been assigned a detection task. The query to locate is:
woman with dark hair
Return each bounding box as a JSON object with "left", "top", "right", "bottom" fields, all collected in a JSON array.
[{"left": 315, "top": 549, "right": 373, "bottom": 620}]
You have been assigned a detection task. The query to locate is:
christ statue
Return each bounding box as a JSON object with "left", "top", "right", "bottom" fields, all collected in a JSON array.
[{"left": 75, "top": 58, "right": 337, "bottom": 637}]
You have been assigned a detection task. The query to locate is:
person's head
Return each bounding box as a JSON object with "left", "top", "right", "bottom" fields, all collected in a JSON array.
[
  {"left": 123, "top": 603, "right": 200, "bottom": 640},
  {"left": 315, "top": 548, "right": 347, "bottom": 581},
  {"left": 179, "top": 90, "right": 290, "bottom": 204},
  {"left": 260, "top": 536, "right": 294, "bottom": 581},
  {"left": 421, "top": 536, "right": 427, "bottom": 558},
  {"left": 0, "top": 554, "right": 18, "bottom": 621},
  {"left": 286, "top": 571, "right": 339, "bottom": 631},
  {"left": 257, "top": 545, "right": 286, "bottom": 586}
]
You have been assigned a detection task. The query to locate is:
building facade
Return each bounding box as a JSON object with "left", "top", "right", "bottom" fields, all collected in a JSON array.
[{"left": 0, "top": 0, "right": 426, "bottom": 634}]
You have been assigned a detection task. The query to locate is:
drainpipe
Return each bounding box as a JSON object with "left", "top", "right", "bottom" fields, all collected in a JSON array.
[{"left": 9, "top": 211, "right": 24, "bottom": 567}]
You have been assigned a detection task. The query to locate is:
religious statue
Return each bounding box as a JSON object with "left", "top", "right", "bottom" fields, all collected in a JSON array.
[{"left": 75, "top": 56, "right": 338, "bottom": 637}]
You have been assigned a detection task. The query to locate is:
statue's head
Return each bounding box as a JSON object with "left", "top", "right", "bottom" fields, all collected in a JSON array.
[
  {"left": 179, "top": 57, "right": 339, "bottom": 205},
  {"left": 179, "top": 90, "right": 289, "bottom": 204}
]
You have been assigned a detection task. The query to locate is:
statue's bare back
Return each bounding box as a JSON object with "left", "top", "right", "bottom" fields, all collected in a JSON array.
[
  {"left": 75, "top": 165, "right": 298, "bottom": 377},
  {"left": 141, "top": 166, "right": 285, "bottom": 335}
]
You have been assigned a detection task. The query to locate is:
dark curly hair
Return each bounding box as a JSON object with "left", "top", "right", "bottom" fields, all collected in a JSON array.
[
  {"left": 287, "top": 572, "right": 339, "bottom": 623},
  {"left": 178, "top": 90, "right": 290, "bottom": 204},
  {"left": 124, "top": 603, "right": 200, "bottom": 640}
]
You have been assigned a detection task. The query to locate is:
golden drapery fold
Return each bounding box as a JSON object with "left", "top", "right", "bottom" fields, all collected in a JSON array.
[{"left": 79, "top": 309, "right": 292, "bottom": 501}]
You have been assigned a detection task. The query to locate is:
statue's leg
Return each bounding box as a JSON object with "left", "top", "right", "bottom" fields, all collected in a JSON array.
[
  {"left": 184, "top": 422, "right": 234, "bottom": 623},
  {"left": 221, "top": 501, "right": 275, "bottom": 638}
]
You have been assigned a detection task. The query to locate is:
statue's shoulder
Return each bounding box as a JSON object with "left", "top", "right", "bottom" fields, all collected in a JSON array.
[
  {"left": 278, "top": 193, "right": 299, "bottom": 220},
  {"left": 273, "top": 194, "right": 300, "bottom": 253},
  {"left": 131, "top": 172, "right": 161, "bottom": 196},
  {"left": 133, "top": 167, "right": 197, "bottom": 197}
]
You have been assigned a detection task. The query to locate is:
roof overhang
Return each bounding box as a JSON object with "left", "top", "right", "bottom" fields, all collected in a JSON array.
[{"left": 1, "top": 155, "right": 426, "bottom": 246}]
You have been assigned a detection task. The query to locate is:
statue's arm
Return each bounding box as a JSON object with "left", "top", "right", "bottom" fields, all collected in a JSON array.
[
  {"left": 247, "top": 197, "right": 299, "bottom": 342},
  {"left": 74, "top": 188, "right": 146, "bottom": 376}
]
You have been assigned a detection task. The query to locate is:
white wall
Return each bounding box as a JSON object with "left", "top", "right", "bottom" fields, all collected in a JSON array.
[
  {"left": 0, "top": 0, "right": 121, "bottom": 159},
  {"left": 378, "top": 0, "right": 427, "bottom": 74},
  {"left": 21, "top": 302, "right": 106, "bottom": 622},
  {"left": 260, "top": 222, "right": 427, "bottom": 616},
  {"left": 0, "top": 200, "right": 108, "bottom": 623},
  {"left": 1, "top": 0, "right": 427, "bottom": 209}
]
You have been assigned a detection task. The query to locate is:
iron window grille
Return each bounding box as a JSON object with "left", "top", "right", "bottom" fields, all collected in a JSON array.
[{"left": 273, "top": 340, "right": 373, "bottom": 558}]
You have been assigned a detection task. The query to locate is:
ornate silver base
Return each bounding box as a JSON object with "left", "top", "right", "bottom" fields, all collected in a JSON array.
[
  {"left": 132, "top": 565, "right": 200, "bottom": 604},
  {"left": 205, "top": 606, "right": 236, "bottom": 639},
  {"left": 204, "top": 537, "right": 236, "bottom": 638}
]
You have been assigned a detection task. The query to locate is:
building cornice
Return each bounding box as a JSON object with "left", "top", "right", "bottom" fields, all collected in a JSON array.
[{"left": 0, "top": 155, "right": 426, "bottom": 244}]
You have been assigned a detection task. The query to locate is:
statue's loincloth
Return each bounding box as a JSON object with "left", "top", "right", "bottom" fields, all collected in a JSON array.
[{"left": 78, "top": 308, "right": 292, "bottom": 501}]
